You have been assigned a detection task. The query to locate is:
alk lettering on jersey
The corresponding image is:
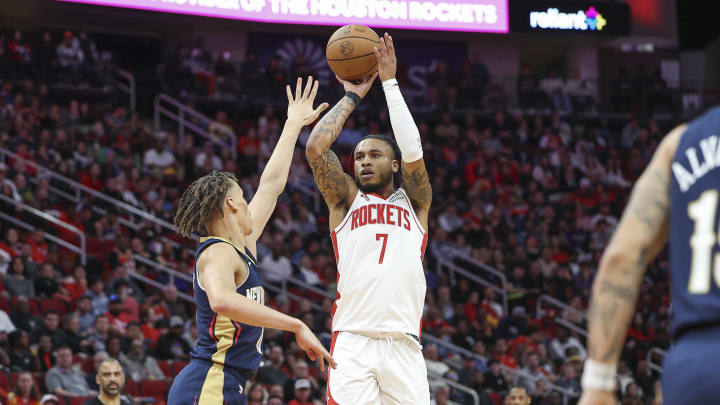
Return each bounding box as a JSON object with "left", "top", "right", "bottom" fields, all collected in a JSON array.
[
  {"left": 672, "top": 134, "right": 720, "bottom": 192},
  {"left": 350, "top": 203, "right": 412, "bottom": 231},
  {"left": 246, "top": 286, "right": 265, "bottom": 304}
]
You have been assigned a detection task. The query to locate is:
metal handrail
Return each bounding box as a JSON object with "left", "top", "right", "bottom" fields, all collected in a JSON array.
[
  {"left": 0, "top": 211, "right": 84, "bottom": 263},
  {"left": 426, "top": 372, "right": 479, "bottom": 405},
  {"left": 127, "top": 271, "right": 193, "bottom": 303},
  {"left": 647, "top": 347, "right": 667, "bottom": 374},
  {"left": 282, "top": 275, "right": 334, "bottom": 301},
  {"left": 435, "top": 255, "right": 508, "bottom": 316},
  {"left": 133, "top": 254, "right": 192, "bottom": 283},
  {"left": 154, "top": 93, "right": 237, "bottom": 159},
  {"left": 536, "top": 294, "right": 588, "bottom": 337},
  {"left": 104, "top": 62, "right": 136, "bottom": 111},
  {"left": 0, "top": 147, "right": 178, "bottom": 236},
  {"left": 0, "top": 193, "right": 86, "bottom": 265},
  {"left": 421, "top": 334, "right": 578, "bottom": 403}
]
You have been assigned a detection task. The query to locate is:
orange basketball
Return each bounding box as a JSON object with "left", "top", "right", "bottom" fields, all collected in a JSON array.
[{"left": 326, "top": 25, "right": 380, "bottom": 81}]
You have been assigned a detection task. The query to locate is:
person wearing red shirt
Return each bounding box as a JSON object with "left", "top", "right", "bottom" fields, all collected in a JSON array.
[
  {"left": 493, "top": 339, "right": 518, "bottom": 369},
  {"left": 105, "top": 295, "right": 133, "bottom": 334},
  {"left": 288, "top": 379, "right": 313, "bottom": 405},
  {"left": 27, "top": 230, "right": 48, "bottom": 264},
  {"left": 79, "top": 163, "right": 104, "bottom": 191}
]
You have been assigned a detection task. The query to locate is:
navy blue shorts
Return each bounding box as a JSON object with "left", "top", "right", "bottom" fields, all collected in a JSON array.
[
  {"left": 662, "top": 325, "right": 720, "bottom": 405},
  {"left": 167, "top": 359, "right": 250, "bottom": 405}
]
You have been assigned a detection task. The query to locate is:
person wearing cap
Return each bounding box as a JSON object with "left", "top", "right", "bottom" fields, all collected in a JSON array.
[
  {"left": 155, "top": 315, "right": 191, "bottom": 361},
  {"left": 104, "top": 295, "right": 131, "bottom": 334},
  {"left": 288, "top": 379, "right": 312, "bottom": 405},
  {"left": 83, "top": 358, "right": 132, "bottom": 405},
  {"left": 40, "top": 394, "right": 60, "bottom": 405}
]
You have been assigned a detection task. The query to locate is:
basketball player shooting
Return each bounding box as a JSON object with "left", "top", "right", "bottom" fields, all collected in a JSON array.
[
  {"left": 306, "top": 33, "right": 432, "bottom": 404},
  {"left": 580, "top": 109, "right": 720, "bottom": 405}
]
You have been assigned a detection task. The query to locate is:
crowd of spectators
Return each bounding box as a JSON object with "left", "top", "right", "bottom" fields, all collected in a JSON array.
[{"left": 0, "top": 28, "right": 679, "bottom": 405}]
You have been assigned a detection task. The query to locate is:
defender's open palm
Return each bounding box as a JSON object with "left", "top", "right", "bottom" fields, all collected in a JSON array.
[
  {"left": 295, "top": 323, "right": 337, "bottom": 372},
  {"left": 373, "top": 32, "right": 397, "bottom": 82},
  {"left": 287, "top": 76, "right": 329, "bottom": 125}
]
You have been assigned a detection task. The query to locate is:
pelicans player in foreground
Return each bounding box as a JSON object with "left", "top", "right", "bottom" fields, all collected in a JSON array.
[
  {"left": 580, "top": 108, "right": 720, "bottom": 405},
  {"left": 306, "top": 33, "right": 431, "bottom": 404},
  {"left": 168, "top": 77, "right": 335, "bottom": 405}
]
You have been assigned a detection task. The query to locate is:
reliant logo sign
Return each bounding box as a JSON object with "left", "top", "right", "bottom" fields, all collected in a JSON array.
[{"left": 529, "top": 6, "right": 606, "bottom": 31}]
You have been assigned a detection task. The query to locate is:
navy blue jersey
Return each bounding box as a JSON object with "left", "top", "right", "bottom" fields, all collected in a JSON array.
[
  {"left": 191, "top": 236, "right": 264, "bottom": 373},
  {"left": 669, "top": 107, "right": 720, "bottom": 338}
]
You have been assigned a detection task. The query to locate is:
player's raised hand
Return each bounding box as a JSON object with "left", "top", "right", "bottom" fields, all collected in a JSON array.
[
  {"left": 294, "top": 322, "right": 337, "bottom": 372},
  {"left": 373, "top": 32, "right": 397, "bottom": 82},
  {"left": 578, "top": 390, "right": 619, "bottom": 405},
  {"left": 336, "top": 72, "right": 378, "bottom": 99},
  {"left": 286, "top": 76, "right": 330, "bottom": 126}
]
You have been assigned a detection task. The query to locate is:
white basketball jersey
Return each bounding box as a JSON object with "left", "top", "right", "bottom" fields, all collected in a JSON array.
[{"left": 330, "top": 188, "right": 427, "bottom": 335}]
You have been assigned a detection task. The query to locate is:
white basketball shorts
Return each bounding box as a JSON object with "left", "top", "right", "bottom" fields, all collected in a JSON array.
[{"left": 327, "top": 331, "right": 431, "bottom": 405}]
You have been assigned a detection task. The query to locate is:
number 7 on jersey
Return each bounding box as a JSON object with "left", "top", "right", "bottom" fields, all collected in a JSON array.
[{"left": 376, "top": 233, "right": 388, "bottom": 264}]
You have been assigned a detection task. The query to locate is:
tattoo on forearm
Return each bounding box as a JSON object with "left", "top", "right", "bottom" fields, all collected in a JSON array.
[
  {"left": 308, "top": 96, "right": 354, "bottom": 148},
  {"left": 308, "top": 150, "right": 347, "bottom": 202},
  {"left": 401, "top": 164, "right": 432, "bottom": 208},
  {"left": 628, "top": 169, "right": 670, "bottom": 231}
]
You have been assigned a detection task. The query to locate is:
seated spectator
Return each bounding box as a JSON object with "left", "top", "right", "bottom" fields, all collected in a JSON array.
[
  {"left": 3, "top": 257, "right": 36, "bottom": 297},
  {"left": 258, "top": 344, "right": 290, "bottom": 386},
  {"left": 45, "top": 346, "right": 95, "bottom": 397},
  {"left": 549, "top": 327, "right": 586, "bottom": 361},
  {"left": 33, "top": 310, "right": 68, "bottom": 349},
  {"left": 0, "top": 306, "right": 15, "bottom": 333},
  {"left": 516, "top": 352, "right": 550, "bottom": 395},
  {"left": 106, "top": 336, "right": 124, "bottom": 360},
  {"left": 34, "top": 262, "right": 60, "bottom": 298},
  {"left": 431, "top": 384, "right": 453, "bottom": 405},
  {"left": 155, "top": 316, "right": 191, "bottom": 361},
  {"left": 182, "top": 320, "right": 199, "bottom": 348},
  {"left": 7, "top": 371, "right": 41, "bottom": 405},
  {"left": 62, "top": 266, "right": 88, "bottom": 301},
  {"left": 484, "top": 359, "right": 509, "bottom": 393},
  {"left": 36, "top": 335, "right": 55, "bottom": 371},
  {"left": 87, "top": 278, "right": 109, "bottom": 316},
  {"left": 27, "top": 230, "right": 48, "bottom": 264},
  {"left": 424, "top": 344, "right": 450, "bottom": 377},
  {"left": 284, "top": 360, "right": 318, "bottom": 401},
  {"left": 267, "top": 395, "right": 284, "bottom": 405},
  {"left": 119, "top": 338, "right": 165, "bottom": 382},
  {"left": 83, "top": 358, "right": 133, "bottom": 405},
  {"left": 246, "top": 383, "right": 267, "bottom": 405},
  {"left": 162, "top": 285, "right": 188, "bottom": 320},
  {"left": 8, "top": 330, "right": 38, "bottom": 371},
  {"left": 75, "top": 295, "right": 96, "bottom": 332},
  {"left": 289, "top": 379, "right": 313, "bottom": 405},
  {"left": 114, "top": 281, "right": 139, "bottom": 322},
  {"left": 86, "top": 351, "right": 109, "bottom": 391},
  {"left": 105, "top": 295, "right": 132, "bottom": 334},
  {"left": 87, "top": 314, "right": 111, "bottom": 353},
  {"left": 63, "top": 314, "right": 91, "bottom": 354},
  {"left": 261, "top": 240, "right": 293, "bottom": 284}
]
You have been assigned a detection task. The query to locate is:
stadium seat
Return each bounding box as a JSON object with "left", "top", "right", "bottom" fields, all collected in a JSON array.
[
  {"left": 9, "top": 372, "right": 18, "bottom": 388},
  {"left": 157, "top": 360, "right": 171, "bottom": 377},
  {"left": 0, "top": 372, "right": 9, "bottom": 391},
  {"left": 489, "top": 392, "right": 501, "bottom": 405},
  {"left": 65, "top": 396, "right": 91, "bottom": 405},
  {"left": 0, "top": 296, "right": 9, "bottom": 312},
  {"left": 41, "top": 298, "right": 68, "bottom": 317},
  {"left": 171, "top": 361, "right": 189, "bottom": 377},
  {"left": 124, "top": 378, "right": 140, "bottom": 397},
  {"left": 139, "top": 379, "right": 168, "bottom": 400},
  {"left": 35, "top": 372, "right": 47, "bottom": 393}
]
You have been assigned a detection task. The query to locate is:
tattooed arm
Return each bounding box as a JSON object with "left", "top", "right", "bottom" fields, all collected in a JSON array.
[
  {"left": 579, "top": 125, "right": 685, "bottom": 404},
  {"left": 305, "top": 74, "right": 376, "bottom": 227},
  {"left": 402, "top": 160, "right": 432, "bottom": 229}
]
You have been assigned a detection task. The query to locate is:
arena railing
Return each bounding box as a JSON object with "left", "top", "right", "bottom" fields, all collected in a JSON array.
[
  {"left": 154, "top": 93, "right": 237, "bottom": 159},
  {"left": 646, "top": 347, "right": 667, "bottom": 374},
  {"left": 535, "top": 294, "right": 588, "bottom": 337},
  {"left": 431, "top": 243, "right": 509, "bottom": 315},
  {"left": 0, "top": 147, "right": 183, "bottom": 242},
  {"left": 421, "top": 333, "right": 578, "bottom": 404},
  {"left": 0, "top": 193, "right": 86, "bottom": 265},
  {"left": 426, "top": 371, "right": 480, "bottom": 405},
  {"left": 101, "top": 62, "right": 136, "bottom": 111}
]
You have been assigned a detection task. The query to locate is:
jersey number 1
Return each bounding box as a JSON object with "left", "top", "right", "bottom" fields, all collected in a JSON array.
[
  {"left": 687, "top": 190, "right": 720, "bottom": 294},
  {"left": 376, "top": 234, "right": 388, "bottom": 264}
]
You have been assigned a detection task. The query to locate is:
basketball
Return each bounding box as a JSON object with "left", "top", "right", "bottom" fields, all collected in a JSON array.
[{"left": 326, "top": 25, "right": 381, "bottom": 81}]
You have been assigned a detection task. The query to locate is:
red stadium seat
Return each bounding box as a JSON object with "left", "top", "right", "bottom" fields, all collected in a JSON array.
[
  {"left": 489, "top": 392, "right": 501, "bottom": 405},
  {"left": 157, "top": 360, "right": 171, "bottom": 377},
  {"left": 171, "top": 361, "right": 188, "bottom": 377},
  {"left": 12, "top": 297, "right": 40, "bottom": 316},
  {"left": 66, "top": 397, "right": 91, "bottom": 405},
  {"left": 0, "top": 371, "right": 9, "bottom": 391},
  {"left": 41, "top": 298, "right": 68, "bottom": 317},
  {"left": 9, "top": 372, "right": 18, "bottom": 388},
  {"left": 124, "top": 378, "right": 140, "bottom": 397},
  {"left": 0, "top": 296, "right": 9, "bottom": 312},
  {"left": 139, "top": 379, "right": 168, "bottom": 400}
]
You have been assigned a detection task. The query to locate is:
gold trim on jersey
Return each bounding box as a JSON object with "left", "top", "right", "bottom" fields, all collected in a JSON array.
[
  {"left": 200, "top": 236, "right": 258, "bottom": 265},
  {"left": 197, "top": 315, "right": 237, "bottom": 404}
]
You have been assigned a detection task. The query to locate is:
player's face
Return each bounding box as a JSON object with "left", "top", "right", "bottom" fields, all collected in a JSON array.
[
  {"left": 505, "top": 388, "right": 531, "bottom": 405},
  {"left": 96, "top": 362, "right": 125, "bottom": 396},
  {"left": 228, "top": 183, "right": 252, "bottom": 235},
  {"left": 353, "top": 138, "right": 398, "bottom": 193}
]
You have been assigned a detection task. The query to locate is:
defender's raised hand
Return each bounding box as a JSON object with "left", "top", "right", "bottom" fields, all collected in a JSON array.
[
  {"left": 373, "top": 32, "right": 397, "bottom": 82},
  {"left": 286, "top": 76, "right": 329, "bottom": 126}
]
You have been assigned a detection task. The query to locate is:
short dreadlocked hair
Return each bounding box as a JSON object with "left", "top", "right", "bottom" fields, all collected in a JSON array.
[
  {"left": 174, "top": 171, "right": 240, "bottom": 237},
  {"left": 354, "top": 134, "right": 402, "bottom": 161}
]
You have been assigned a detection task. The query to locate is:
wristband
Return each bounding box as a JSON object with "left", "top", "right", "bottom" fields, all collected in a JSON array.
[
  {"left": 345, "top": 91, "right": 361, "bottom": 107},
  {"left": 581, "top": 359, "right": 617, "bottom": 392},
  {"left": 382, "top": 78, "right": 398, "bottom": 89}
]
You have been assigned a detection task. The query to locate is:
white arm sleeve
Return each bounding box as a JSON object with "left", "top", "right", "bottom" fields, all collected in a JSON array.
[{"left": 382, "top": 78, "right": 423, "bottom": 163}]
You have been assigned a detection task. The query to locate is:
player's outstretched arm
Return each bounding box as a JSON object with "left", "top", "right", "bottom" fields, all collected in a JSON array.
[
  {"left": 305, "top": 73, "right": 376, "bottom": 210},
  {"left": 200, "top": 243, "right": 337, "bottom": 371},
  {"left": 374, "top": 33, "right": 432, "bottom": 224},
  {"left": 246, "top": 77, "right": 328, "bottom": 256},
  {"left": 579, "top": 125, "right": 686, "bottom": 405}
]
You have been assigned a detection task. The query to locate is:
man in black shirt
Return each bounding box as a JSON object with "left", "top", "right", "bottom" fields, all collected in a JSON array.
[
  {"left": 33, "top": 310, "right": 68, "bottom": 349},
  {"left": 83, "top": 358, "right": 133, "bottom": 405}
]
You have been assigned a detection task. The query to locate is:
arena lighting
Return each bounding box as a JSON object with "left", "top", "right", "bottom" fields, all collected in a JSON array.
[{"left": 55, "top": 0, "right": 509, "bottom": 33}]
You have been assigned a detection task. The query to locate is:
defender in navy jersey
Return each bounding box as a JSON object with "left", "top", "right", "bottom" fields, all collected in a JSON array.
[
  {"left": 167, "top": 77, "right": 335, "bottom": 405},
  {"left": 580, "top": 107, "right": 720, "bottom": 405}
]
